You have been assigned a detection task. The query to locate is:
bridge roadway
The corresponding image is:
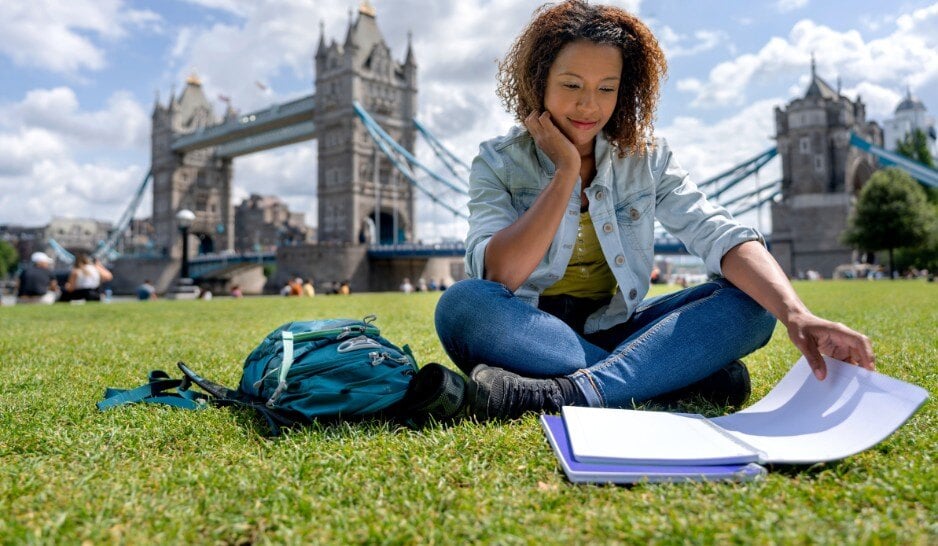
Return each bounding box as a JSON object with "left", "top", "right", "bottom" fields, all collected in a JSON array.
[
  {"left": 171, "top": 95, "right": 317, "bottom": 158},
  {"left": 184, "top": 239, "right": 692, "bottom": 279}
]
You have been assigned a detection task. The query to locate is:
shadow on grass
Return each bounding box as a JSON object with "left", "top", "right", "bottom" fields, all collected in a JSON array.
[{"left": 221, "top": 402, "right": 469, "bottom": 440}]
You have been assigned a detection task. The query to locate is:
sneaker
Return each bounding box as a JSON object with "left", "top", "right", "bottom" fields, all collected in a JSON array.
[
  {"left": 468, "top": 364, "right": 566, "bottom": 421},
  {"left": 652, "top": 360, "right": 751, "bottom": 408},
  {"left": 399, "top": 363, "right": 467, "bottom": 423}
]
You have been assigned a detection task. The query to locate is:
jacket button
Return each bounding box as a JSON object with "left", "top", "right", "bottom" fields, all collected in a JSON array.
[
  {"left": 615, "top": 255, "right": 625, "bottom": 266},
  {"left": 603, "top": 223, "right": 613, "bottom": 233},
  {"left": 630, "top": 208, "right": 640, "bottom": 220},
  {"left": 628, "top": 288, "right": 638, "bottom": 300},
  {"left": 596, "top": 190, "right": 605, "bottom": 200}
]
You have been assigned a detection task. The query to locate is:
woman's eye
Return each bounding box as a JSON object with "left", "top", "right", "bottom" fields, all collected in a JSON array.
[
  {"left": 562, "top": 83, "right": 580, "bottom": 90},
  {"left": 600, "top": 87, "right": 616, "bottom": 93}
]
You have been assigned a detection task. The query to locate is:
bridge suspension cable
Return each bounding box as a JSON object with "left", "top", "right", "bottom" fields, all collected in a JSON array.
[
  {"left": 849, "top": 132, "right": 938, "bottom": 188},
  {"left": 705, "top": 148, "right": 778, "bottom": 200},
  {"left": 354, "top": 102, "right": 469, "bottom": 220},
  {"left": 92, "top": 170, "right": 153, "bottom": 261},
  {"left": 47, "top": 238, "right": 75, "bottom": 264},
  {"left": 717, "top": 179, "right": 781, "bottom": 210},
  {"left": 413, "top": 117, "right": 471, "bottom": 187},
  {"left": 729, "top": 189, "right": 782, "bottom": 218},
  {"left": 354, "top": 102, "right": 469, "bottom": 197},
  {"left": 696, "top": 147, "right": 778, "bottom": 191}
]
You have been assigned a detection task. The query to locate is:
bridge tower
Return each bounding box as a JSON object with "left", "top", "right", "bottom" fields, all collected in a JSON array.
[
  {"left": 151, "top": 74, "right": 234, "bottom": 260},
  {"left": 770, "top": 60, "right": 882, "bottom": 277},
  {"left": 314, "top": 2, "right": 417, "bottom": 244}
]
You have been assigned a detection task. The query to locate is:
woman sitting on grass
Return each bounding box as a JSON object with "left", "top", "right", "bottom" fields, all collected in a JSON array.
[
  {"left": 61, "top": 253, "right": 113, "bottom": 302},
  {"left": 435, "top": 0, "right": 875, "bottom": 420}
]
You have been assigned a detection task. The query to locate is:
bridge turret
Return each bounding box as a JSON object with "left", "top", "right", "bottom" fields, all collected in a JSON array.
[
  {"left": 770, "top": 59, "right": 882, "bottom": 278},
  {"left": 314, "top": 3, "right": 416, "bottom": 244},
  {"left": 151, "top": 74, "right": 234, "bottom": 261}
]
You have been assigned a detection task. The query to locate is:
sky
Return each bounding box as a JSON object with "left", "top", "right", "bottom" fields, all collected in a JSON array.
[{"left": 1, "top": 0, "right": 936, "bottom": 242}]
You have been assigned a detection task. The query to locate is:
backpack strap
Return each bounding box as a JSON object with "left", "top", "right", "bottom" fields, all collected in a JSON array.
[
  {"left": 266, "top": 330, "right": 294, "bottom": 407},
  {"left": 176, "top": 361, "right": 294, "bottom": 436},
  {"left": 98, "top": 363, "right": 298, "bottom": 437},
  {"left": 97, "top": 370, "right": 208, "bottom": 411}
]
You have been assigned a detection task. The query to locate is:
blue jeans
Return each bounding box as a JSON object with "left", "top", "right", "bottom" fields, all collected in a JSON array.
[{"left": 434, "top": 279, "right": 776, "bottom": 408}]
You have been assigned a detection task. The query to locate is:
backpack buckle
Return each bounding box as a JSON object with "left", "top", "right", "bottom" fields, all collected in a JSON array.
[
  {"left": 337, "top": 335, "right": 384, "bottom": 353},
  {"left": 337, "top": 325, "right": 365, "bottom": 339}
]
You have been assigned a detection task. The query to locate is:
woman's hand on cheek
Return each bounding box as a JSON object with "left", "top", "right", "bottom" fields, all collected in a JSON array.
[{"left": 524, "top": 111, "right": 580, "bottom": 174}]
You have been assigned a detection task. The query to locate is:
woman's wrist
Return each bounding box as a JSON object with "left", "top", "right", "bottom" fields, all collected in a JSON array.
[
  {"left": 553, "top": 163, "right": 580, "bottom": 185},
  {"left": 780, "top": 305, "right": 812, "bottom": 328}
]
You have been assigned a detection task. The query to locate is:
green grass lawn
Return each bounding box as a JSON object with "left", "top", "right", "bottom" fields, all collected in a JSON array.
[{"left": 1, "top": 281, "right": 935, "bottom": 544}]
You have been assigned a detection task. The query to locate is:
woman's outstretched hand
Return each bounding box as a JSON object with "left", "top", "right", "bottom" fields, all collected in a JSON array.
[
  {"left": 524, "top": 111, "right": 580, "bottom": 174},
  {"left": 786, "top": 312, "right": 875, "bottom": 381}
]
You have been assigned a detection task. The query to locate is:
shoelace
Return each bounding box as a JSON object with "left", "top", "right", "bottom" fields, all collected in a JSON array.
[{"left": 502, "top": 375, "right": 562, "bottom": 418}]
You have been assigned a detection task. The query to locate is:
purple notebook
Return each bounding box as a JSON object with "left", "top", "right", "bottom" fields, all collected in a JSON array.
[{"left": 540, "top": 415, "right": 766, "bottom": 484}]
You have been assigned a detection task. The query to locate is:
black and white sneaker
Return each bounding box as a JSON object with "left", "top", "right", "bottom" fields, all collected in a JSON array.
[{"left": 468, "top": 364, "right": 566, "bottom": 421}]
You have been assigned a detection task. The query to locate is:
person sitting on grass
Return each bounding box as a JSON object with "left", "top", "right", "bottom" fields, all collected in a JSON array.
[
  {"left": 16, "top": 252, "right": 59, "bottom": 305},
  {"left": 61, "top": 253, "right": 112, "bottom": 302},
  {"left": 136, "top": 279, "right": 157, "bottom": 301},
  {"left": 434, "top": 0, "right": 875, "bottom": 421}
]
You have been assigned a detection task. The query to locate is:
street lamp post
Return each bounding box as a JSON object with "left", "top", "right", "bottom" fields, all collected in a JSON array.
[{"left": 176, "top": 209, "right": 195, "bottom": 280}]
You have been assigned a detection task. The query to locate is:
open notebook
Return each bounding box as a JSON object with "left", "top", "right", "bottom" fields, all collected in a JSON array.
[{"left": 561, "top": 356, "right": 928, "bottom": 466}]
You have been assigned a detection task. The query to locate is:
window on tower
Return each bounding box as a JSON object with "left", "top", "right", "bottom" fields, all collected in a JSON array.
[{"left": 799, "top": 137, "right": 811, "bottom": 154}]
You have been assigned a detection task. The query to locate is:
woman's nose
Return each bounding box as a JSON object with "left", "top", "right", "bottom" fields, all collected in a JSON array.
[{"left": 577, "top": 91, "right": 598, "bottom": 112}]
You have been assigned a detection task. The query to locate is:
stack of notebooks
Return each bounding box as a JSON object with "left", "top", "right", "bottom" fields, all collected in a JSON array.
[{"left": 541, "top": 356, "right": 928, "bottom": 484}]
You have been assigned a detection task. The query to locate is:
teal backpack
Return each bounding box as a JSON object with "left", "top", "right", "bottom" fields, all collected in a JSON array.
[
  {"left": 97, "top": 316, "right": 465, "bottom": 435},
  {"left": 237, "top": 316, "right": 418, "bottom": 422}
]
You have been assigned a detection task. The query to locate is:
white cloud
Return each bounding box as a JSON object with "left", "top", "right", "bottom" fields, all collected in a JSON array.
[
  {"left": 658, "top": 26, "right": 728, "bottom": 58},
  {"left": 658, "top": 98, "right": 781, "bottom": 181},
  {"left": 0, "top": 159, "right": 146, "bottom": 225},
  {"left": 0, "top": 86, "right": 151, "bottom": 225},
  {"left": 181, "top": 0, "right": 255, "bottom": 17},
  {"left": 775, "top": 0, "right": 809, "bottom": 13},
  {"left": 678, "top": 8, "right": 938, "bottom": 108},
  {"left": 0, "top": 129, "right": 68, "bottom": 176},
  {"left": 8, "top": 87, "right": 150, "bottom": 150},
  {"left": 0, "top": 0, "right": 161, "bottom": 74}
]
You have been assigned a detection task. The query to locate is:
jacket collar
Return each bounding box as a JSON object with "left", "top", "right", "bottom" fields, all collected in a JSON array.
[{"left": 533, "top": 131, "right": 614, "bottom": 187}]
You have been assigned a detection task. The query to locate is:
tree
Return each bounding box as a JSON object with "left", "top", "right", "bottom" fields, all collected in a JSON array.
[
  {"left": 843, "top": 168, "right": 935, "bottom": 278},
  {"left": 0, "top": 240, "right": 19, "bottom": 278},
  {"left": 896, "top": 128, "right": 938, "bottom": 203},
  {"left": 896, "top": 128, "right": 936, "bottom": 169}
]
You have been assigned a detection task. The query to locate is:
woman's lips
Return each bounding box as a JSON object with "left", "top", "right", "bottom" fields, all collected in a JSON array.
[{"left": 570, "top": 119, "right": 597, "bottom": 130}]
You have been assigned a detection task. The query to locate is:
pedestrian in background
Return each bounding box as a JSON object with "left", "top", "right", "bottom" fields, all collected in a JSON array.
[
  {"left": 61, "top": 254, "right": 112, "bottom": 302},
  {"left": 16, "top": 252, "right": 58, "bottom": 305}
]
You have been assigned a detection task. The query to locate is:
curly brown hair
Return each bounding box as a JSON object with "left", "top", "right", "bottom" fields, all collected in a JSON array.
[{"left": 496, "top": 1, "right": 667, "bottom": 156}]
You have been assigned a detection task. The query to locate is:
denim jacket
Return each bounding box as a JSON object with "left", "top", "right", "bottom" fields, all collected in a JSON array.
[{"left": 465, "top": 126, "right": 763, "bottom": 333}]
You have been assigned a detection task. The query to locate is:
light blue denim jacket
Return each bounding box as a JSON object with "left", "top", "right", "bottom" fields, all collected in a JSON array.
[{"left": 465, "top": 126, "right": 764, "bottom": 333}]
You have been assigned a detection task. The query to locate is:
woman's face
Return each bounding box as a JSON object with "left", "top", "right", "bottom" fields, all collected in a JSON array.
[{"left": 543, "top": 40, "right": 622, "bottom": 155}]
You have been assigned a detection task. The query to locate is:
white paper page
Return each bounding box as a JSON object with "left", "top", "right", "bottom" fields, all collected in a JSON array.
[
  {"left": 562, "top": 406, "right": 760, "bottom": 466},
  {"left": 712, "top": 356, "right": 929, "bottom": 464}
]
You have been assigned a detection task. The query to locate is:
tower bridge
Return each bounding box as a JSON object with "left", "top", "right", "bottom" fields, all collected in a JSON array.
[{"left": 102, "top": 5, "right": 938, "bottom": 294}]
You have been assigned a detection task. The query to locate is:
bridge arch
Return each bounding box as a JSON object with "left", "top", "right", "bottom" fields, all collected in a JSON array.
[{"left": 845, "top": 150, "right": 876, "bottom": 197}]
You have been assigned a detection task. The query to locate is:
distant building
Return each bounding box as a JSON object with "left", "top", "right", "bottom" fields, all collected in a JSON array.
[
  {"left": 770, "top": 60, "right": 882, "bottom": 278},
  {"left": 234, "top": 194, "right": 315, "bottom": 252},
  {"left": 0, "top": 224, "right": 46, "bottom": 265},
  {"left": 45, "top": 217, "right": 113, "bottom": 255},
  {"left": 883, "top": 88, "right": 937, "bottom": 159}
]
